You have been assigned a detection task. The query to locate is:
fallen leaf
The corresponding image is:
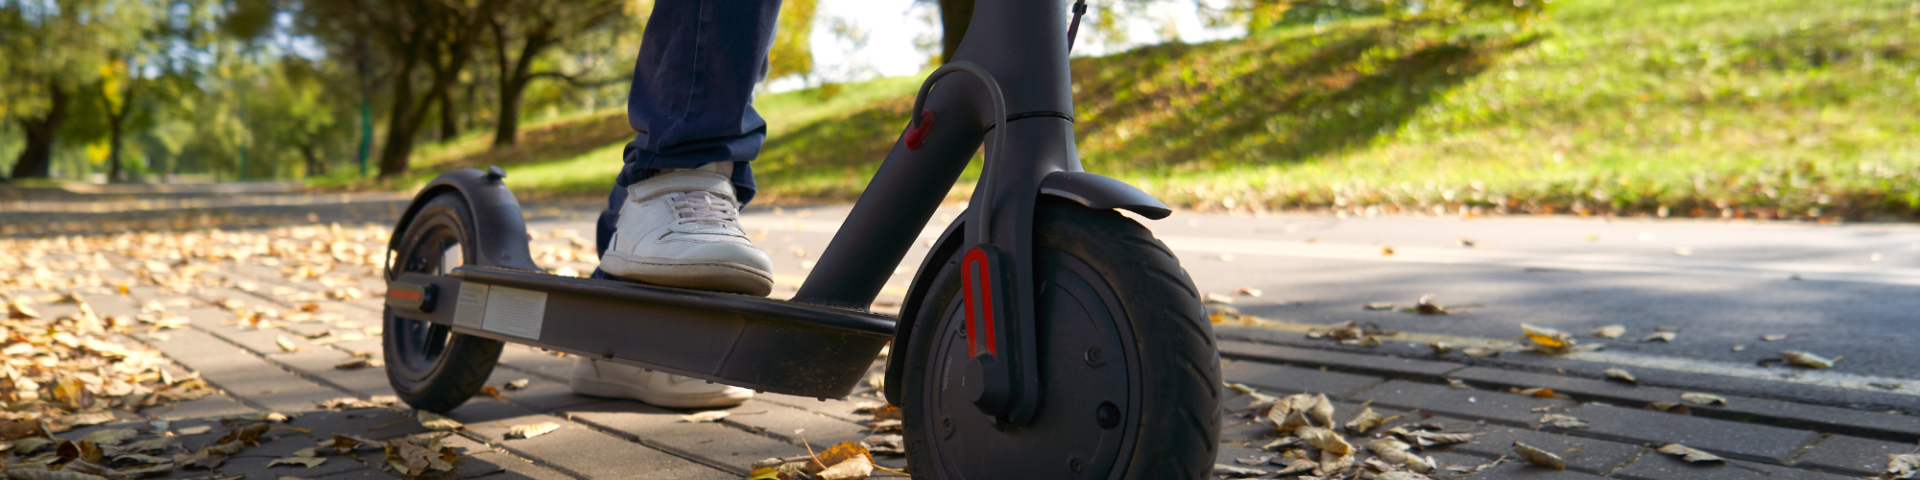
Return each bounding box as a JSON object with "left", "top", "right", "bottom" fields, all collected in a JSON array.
[
  {"left": 1886, "top": 453, "right": 1919, "bottom": 479},
  {"left": 1344, "top": 407, "right": 1403, "bottom": 433},
  {"left": 1446, "top": 378, "right": 1471, "bottom": 389},
  {"left": 1641, "top": 332, "right": 1677, "bottom": 343},
  {"left": 1604, "top": 368, "right": 1640, "bottom": 385},
  {"left": 1376, "top": 472, "right": 1434, "bottom": 480},
  {"left": 1212, "top": 464, "right": 1269, "bottom": 478},
  {"left": 1203, "top": 292, "right": 1234, "bottom": 304},
  {"left": 274, "top": 335, "right": 299, "bottom": 352},
  {"left": 1381, "top": 246, "right": 1396, "bottom": 256},
  {"left": 1591, "top": 325, "right": 1626, "bottom": 338},
  {"left": 333, "top": 358, "right": 381, "bottom": 370},
  {"left": 1515, "top": 387, "right": 1560, "bottom": 399},
  {"left": 1646, "top": 402, "right": 1693, "bottom": 415},
  {"left": 680, "top": 411, "right": 729, "bottom": 423},
  {"left": 1656, "top": 444, "right": 1725, "bottom": 463},
  {"left": 1539, "top": 414, "right": 1589, "bottom": 429},
  {"left": 78, "top": 428, "right": 138, "bottom": 445},
  {"left": 1681, "top": 392, "right": 1728, "bottom": 406},
  {"left": 1232, "top": 288, "right": 1262, "bottom": 297},
  {"left": 504, "top": 379, "right": 531, "bottom": 390},
  {"left": 1781, "top": 350, "right": 1837, "bottom": 369},
  {"left": 1514, "top": 441, "right": 1566, "bottom": 469},
  {"left": 269, "top": 455, "right": 327, "bottom": 468},
  {"left": 1761, "top": 334, "right": 1788, "bottom": 341},
  {"left": 1427, "top": 342, "right": 1454, "bottom": 355},
  {"left": 415, "top": 411, "right": 462, "bottom": 431},
  {"left": 1413, "top": 294, "right": 1446, "bottom": 315},
  {"left": 1462, "top": 348, "right": 1503, "bottom": 357},
  {"left": 1364, "top": 302, "right": 1395, "bottom": 310},
  {"left": 505, "top": 422, "right": 559, "bottom": 440},
  {"left": 1297, "top": 427, "right": 1353, "bottom": 456},
  {"left": 1522, "top": 324, "right": 1576, "bottom": 354},
  {"left": 863, "top": 434, "right": 905, "bottom": 456}
]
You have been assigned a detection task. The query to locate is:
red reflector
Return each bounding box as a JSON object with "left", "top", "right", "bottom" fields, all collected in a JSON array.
[
  {"left": 961, "top": 248, "right": 996, "bottom": 357},
  {"left": 389, "top": 289, "right": 422, "bottom": 301}
]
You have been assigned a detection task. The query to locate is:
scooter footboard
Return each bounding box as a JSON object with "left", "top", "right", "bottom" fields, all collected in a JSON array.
[{"left": 386, "top": 266, "right": 895, "bottom": 399}]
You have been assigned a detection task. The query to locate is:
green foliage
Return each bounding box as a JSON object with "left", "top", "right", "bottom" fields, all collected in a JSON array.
[{"left": 767, "top": 0, "right": 818, "bottom": 82}]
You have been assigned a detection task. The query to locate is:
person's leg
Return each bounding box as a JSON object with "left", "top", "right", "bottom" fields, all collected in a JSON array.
[
  {"left": 578, "top": 0, "right": 782, "bottom": 410},
  {"left": 594, "top": 0, "right": 781, "bottom": 296}
]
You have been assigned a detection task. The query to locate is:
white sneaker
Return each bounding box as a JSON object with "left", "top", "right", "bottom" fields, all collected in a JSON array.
[
  {"left": 600, "top": 161, "right": 774, "bottom": 296},
  {"left": 570, "top": 358, "right": 753, "bottom": 408}
]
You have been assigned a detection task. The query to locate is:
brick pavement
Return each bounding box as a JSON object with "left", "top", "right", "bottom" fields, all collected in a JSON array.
[{"left": 7, "top": 228, "right": 1917, "bottom": 479}]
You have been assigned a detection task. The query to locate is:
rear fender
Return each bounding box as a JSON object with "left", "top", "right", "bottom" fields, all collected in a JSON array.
[{"left": 385, "top": 167, "right": 541, "bottom": 275}]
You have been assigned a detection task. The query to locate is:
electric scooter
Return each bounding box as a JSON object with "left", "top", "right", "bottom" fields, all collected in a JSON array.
[{"left": 380, "top": 1, "right": 1222, "bottom": 477}]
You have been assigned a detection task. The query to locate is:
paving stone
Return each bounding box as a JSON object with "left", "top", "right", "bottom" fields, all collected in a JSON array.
[
  {"left": 139, "top": 328, "right": 349, "bottom": 411},
  {"left": 1458, "top": 458, "right": 1612, "bottom": 479},
  {"left": 464, "top": 452, "right": 583, "bottom": 480},
  {"left": 1796, "top": 434, "right": 1920, "bottom": 476},
  {"left": 290, "top": 407, "right": 430, "bottom": 441},
  {"left": 444, "top": 399, "right": 728, "bottom": 478},
  {"left": 1352, "top": 380, "right": 1570, "bottom": 426},
  {"left": 720, "top": 399, "right": 866, "bottom": 443},
  {"left": 314, "top": 468, "right": 405, "bottom": 479},
  {"left": 1451, "top": 366, "right": 1920, "bottom": 441},
  {"left": 276, "top": 349, "right": 394, "bottom": 397},
  {"left": 1219, "top": 340, "right": 1464, "bottom": 381},
  {"left": 495, "top": 345, "right": 576, "bottom": 381},
  {"left": 1222, "top": 359, "right": 1386, "bottom": 397},
  {"left": 140, "top": 395, "right": 256, "bottom": 420},
  {"left": 1613, "top": 449, "right": 1856, "bottom": 480},
  {"left": 1434, "top": 426, "right": 1644, "bottom": 474},
  {"left": 560, "top": 400, "right": 810, "bottom": 474},
  {"left": 1564, "top": 403, "right": 1820, "bottom": 463},
  {"left": 485, "top": 368, "right": 601, "bottom": 413},
  {"left": 755, "top": 392, "right": 880, "bottom": 424}
]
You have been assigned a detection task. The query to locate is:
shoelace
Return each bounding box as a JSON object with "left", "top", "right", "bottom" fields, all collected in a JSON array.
[{"left": 668, "top": 190, "right": 742, "bottom": 232}]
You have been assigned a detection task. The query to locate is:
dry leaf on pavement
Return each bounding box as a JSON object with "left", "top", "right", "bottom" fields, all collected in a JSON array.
[
  {"left": 1297, "top": 427, "right": 1354, "bottom": 456},
  {"left": 505, "top": 422, "right": 560, "bottom": 440},
  {"left": 1539, "top": 414, "right": 1589, "bottom": 429},
  {"left": 1514, "top": 442, "right": 1566, "bottom": 469},
  {"left": 1886, "top": 453, "right": 1919, "bottom": 479},
  {"left": 504, "top": 378, "right": 531, "bottom": 390},
  {"left": 1761, "top": 334, "right": 1789, "bottom": 341},
  {"left": 274, "top": 335, "right": 300, "bottom": 352},
  {"left": 1642, "top": 332, "right": 1677, "bottom": 343},
  {"left": 333, "top": 358, "right": 382, "bottom": 370},
  {"left": 681, "top": 411, "right": 730, "bottom": 423},
  {"left": 1345, "top": 407, "right": 1403, "bottom": 433},
  {"left": 1681, "top": 392, "right": 1728, "bottom": 406},
  {"left": 1233, "top": 287, "right": 1262, "bottom": 297},
  {"left": 1647, "top": 402, "right": 1693, "bottom": 415},
  {"left": 1592, "top": 325, "right": 1626, "bottom": 338},
  {"left": 1657, "top": 444, "right": 1725, "bottom": 463},
  {"left": 1212, "top": 464, "right": 1269, "bottom": 478},
  {"left": 1781, "top": 350, "right": 1837, "bottom": 369},
  {"left": 1364, "top": 302, "right": 1394, "bottom": 310},
  {"left": 1411, "top": 294, "right": 1446, "bottom": 315},
  {"left": 1427, "top": 342, "right": 1454, "bottom": 355},
  {"left": 382, "top": 434, "right": 460, "bottom": 476},
  {"left": 1604, "top": 368, "right": 1640, "bottom": 385},
  {"left": 1522, "top": 324, "right": 1576, "bottom": 355},
  {"left": 269, "top": 455, "right": 327, "bottom": 468},
  {"left": 415, "top": 411, "right": 462, "bottom": 431}
]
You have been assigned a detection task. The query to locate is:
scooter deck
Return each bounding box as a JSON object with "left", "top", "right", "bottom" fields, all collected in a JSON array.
[{"left": 386, "top": 266, "right": 896, "bottom": 399}]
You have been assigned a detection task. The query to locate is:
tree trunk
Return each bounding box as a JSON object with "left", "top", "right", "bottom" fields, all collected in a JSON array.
[
  {"left": 378, "top": 61, "right": 421, "bottom": 178},
  {"left": 10, "top": 83, "right": 69, "bottom": 179},
  {"left": 939, "top": 0, "right": 974, "bottom": 64},
  {"left": 437, "top": 82, "right": 458, "bottom": 142},
  {"left": 107, "top": 121, "right": 125, "bottom": 183},
  {"left": 301, "top": 144, "right": 325, "bottom": 176},
  {"left": 493, "top": 80, "right": 525, "bottom": 147}
]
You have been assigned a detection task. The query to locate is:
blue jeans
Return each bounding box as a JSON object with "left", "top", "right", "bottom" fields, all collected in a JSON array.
[{"left": 596, "top": 0, "right": 782, "bottom": 260}]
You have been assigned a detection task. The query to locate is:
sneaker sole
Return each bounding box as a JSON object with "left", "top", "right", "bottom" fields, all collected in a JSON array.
[
  {"left": 598, "top": 253, "right": 775, "bottom": 297},
  {"left": 570, "top": 377, "right": 753, "bottom": 409}
]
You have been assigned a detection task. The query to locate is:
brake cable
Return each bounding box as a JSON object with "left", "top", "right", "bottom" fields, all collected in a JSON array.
[{"left": 1067, "top": 0, "right": 1088, "bottom": 52}]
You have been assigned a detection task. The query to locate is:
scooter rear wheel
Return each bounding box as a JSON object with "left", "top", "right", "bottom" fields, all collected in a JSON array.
[
  {"left": 383, "top": 192, "right": 504, "bottom": 413},
  {"left": 901, "top": 199, "right": 1221, "bottom": 479}
]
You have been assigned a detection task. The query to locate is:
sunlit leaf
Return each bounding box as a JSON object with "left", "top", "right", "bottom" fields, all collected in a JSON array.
[
  {"left": 1514, "top": 441, "right": 1565, "bottom": 470},
  {"left": 1656, "top": 444, "right": 1724, "bottom": 463}
]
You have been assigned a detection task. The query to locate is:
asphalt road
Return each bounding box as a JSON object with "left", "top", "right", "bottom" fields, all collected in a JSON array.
[{"left": 531, "top": 206, "right": 1920, "bottom": 384}]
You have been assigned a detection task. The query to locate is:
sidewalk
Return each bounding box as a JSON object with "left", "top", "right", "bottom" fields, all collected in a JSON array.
[{"left": 2, "top": 220, "right": 1915, "bottom": 479}]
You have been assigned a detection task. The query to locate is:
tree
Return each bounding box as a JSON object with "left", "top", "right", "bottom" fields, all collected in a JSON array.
[
  {"left": 303, "top": 0, "right": 504, "bottom": 178},
  {"left": 0, "top": 0, "right": 155, "bottom": 179},
  {"left": 766, "top": 0, "right": 817, "bottom": 81},
  {"left": 484, "top": 0, "right": 626, "bottom": 146}
]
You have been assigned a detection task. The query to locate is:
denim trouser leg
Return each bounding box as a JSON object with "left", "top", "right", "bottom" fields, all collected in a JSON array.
[{"left": 596, "top": 0, "right": 783, "bottom": 263}]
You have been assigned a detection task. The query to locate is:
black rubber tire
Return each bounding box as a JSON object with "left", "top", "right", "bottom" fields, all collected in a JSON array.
[
  {"left": 384, "top": 192, "right": 505, "bottom": 413},
  {"left": 901, "top": 199, "right": 1222, "bottom": 479}
]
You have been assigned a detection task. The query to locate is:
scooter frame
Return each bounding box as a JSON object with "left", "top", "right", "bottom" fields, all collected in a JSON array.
[{"left": 382, "top": 0, "right": 1170, "bottom": 419}]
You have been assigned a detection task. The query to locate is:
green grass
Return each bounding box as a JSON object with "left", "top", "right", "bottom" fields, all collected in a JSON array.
[{"left": 334, "top": 0, "right": 1920, "bottom": 219}]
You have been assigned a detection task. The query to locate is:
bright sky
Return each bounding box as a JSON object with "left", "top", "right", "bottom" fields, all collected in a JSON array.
[{"left": 770, "top": 0, "right": 1245, "bottom": 92}]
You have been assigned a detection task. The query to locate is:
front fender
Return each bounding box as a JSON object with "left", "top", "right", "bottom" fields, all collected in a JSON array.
[
  {"left": 385, "top": 167, "right": 541, "bottom": 273},
  {"left": 883, "top": 172, "right": 1168, "bottom": 404}
]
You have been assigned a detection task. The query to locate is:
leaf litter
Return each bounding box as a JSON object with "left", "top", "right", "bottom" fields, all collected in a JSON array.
[{"left": 1219, "top": 386, "right": 1505, "bottom": 479}]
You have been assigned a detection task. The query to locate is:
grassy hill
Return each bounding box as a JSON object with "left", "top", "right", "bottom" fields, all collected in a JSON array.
[{"left": 343, "top": 0, "right": 1920, "bottom": 220}]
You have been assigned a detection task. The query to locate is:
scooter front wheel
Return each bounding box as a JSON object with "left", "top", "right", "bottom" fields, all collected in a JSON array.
[
  {"left": 383, "top": 192, "right": 505, "bottom": 413},
  {"left": 901, "top": 199, "right": 1222, "bottom": 479}
]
